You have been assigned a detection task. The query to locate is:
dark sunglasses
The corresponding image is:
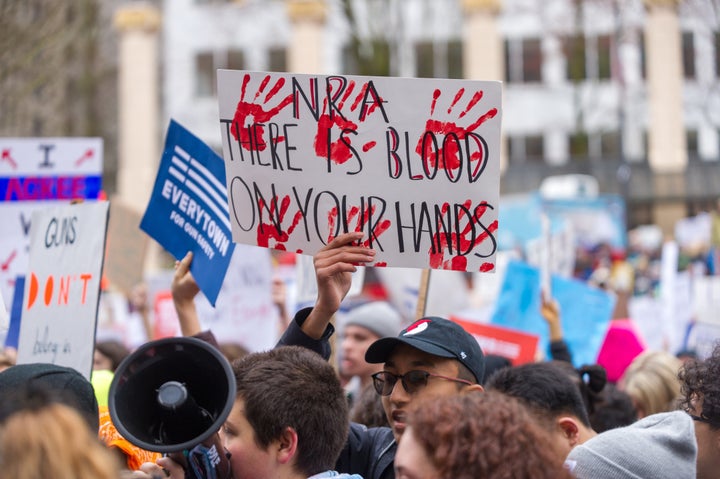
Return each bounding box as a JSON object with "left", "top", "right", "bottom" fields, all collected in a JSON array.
[{"left": 371, "top": 370, "right": 472, "bottom": 396}]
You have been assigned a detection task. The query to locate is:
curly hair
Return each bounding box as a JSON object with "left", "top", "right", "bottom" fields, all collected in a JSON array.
[
  {"left": 678, "top": 342, "right": 720, "bottom": 429},
  {"left": 405, "top": 391, "right": 573, "bottom": 479}
]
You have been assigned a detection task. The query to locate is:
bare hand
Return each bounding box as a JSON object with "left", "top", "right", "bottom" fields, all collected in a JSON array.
[{"left": 303, "top": 232, "right": 375, "bottom": 338}]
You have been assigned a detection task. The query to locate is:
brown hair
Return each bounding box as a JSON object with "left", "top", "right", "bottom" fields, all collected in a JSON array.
[
  {"left": 406, "top": 391, "right": 573, "bottom": 479},
  {"left": 233, "top": 346, "right": 349, "bottom": 477},
  {"left": 0, "top": 402, "right": 121, "bottom": 479}
]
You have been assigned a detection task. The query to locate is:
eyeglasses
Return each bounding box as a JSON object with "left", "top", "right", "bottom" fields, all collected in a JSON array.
[{"left": 371, "top": 370, "right": 473, "bottom": 396}]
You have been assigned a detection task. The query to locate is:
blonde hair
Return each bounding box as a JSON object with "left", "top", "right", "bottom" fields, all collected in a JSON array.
[
  {"left": 621, "top": 350, "right": 682, "bottom": 418},
  {"left": 0, "top": 402, "right": 121, "bottom": 479}
]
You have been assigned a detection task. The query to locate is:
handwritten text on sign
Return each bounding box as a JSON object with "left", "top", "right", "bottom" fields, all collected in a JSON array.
[
  {"left": 15, "top": 202, "right": 109, "bottom": 380},
  {"left": 218, "top": 72, "right": 502, "bottom": 272}
]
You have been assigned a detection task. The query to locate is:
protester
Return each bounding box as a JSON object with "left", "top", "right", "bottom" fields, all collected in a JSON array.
[
  {"left": 588, "top": 383, "right": 638, "bottom": 433},
  {"left": 0, "top": 362, "right": 99, "bottom": 432},
  {"left": 339, "top": 301, "right": 402, "bottom": 405},
  {"left": 619, "top": 350, "right": 682, "bottom": 418},
  {"left": 486, "top": 361, "right": 597, "bottom": 459},
  {"left": 678, "top": 341, "right": 720, "bottom": 479},
  {"left": 0, "top": 383, "right": 122, "bottom": 479},
  {"left": 140, "top": 346, "right": 362, "bottom": 479},
  {"left": 396, "top": 391, "right": 573, "bottom": 479},
  {"left": 276, "top": 232, "right": 485, "bottom": 479},
  {"left": 565, "top": 410, "right": 697, "bottom": 478},
  {"left": 94, "top": 340, "right": 131, "bottom": 372}
]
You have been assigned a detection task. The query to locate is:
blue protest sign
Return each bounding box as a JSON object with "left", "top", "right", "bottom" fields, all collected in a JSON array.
[
  {"left": 140, "top": 120, "right": 235, "bottom": 305},
  {"left": 490, "top": 260, "right": 615, "bottom": 367},
  {"left": 5, "top": 275, "right": 24, "bottom": 349}
]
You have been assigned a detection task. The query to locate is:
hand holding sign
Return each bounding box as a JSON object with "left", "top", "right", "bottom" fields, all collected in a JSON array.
[{"left": 302, "top": 232, "right": 375, "bottom": 339}]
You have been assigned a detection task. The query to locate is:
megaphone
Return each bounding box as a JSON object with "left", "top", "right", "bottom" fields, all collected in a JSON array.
[{"left": 109, "top": 337, "right": 236, "bottom": 455}]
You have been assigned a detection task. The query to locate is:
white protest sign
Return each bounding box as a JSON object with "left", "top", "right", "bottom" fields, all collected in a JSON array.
[
  {"left": 218, "top": 71, "right": 502, "bottom": 272},
  {"left": 16, "top": 202, "right": 109, "bottom": 379},
  {"left": 0, "top": 137, "right": 103, "bottom": 309}
]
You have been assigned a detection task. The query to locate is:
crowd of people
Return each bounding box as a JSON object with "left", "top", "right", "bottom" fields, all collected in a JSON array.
[{"left": 0, "top": 230, "right": 719, "bottom": 478}]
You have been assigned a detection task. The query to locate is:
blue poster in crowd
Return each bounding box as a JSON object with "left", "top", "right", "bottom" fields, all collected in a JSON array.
[
  {"left": 4, "top": 275, "right": 24, "bottom": 349},
  {"left": 490, "top": 260, "right": 615, "bottom": 367},
  {"left": 140, "top": 120, "right": 235, "bottom": 306}
]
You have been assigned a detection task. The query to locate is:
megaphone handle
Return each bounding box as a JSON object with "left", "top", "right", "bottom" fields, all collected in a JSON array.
[{"left": 182, "top": 433, "right": 233, "bottom": 479}]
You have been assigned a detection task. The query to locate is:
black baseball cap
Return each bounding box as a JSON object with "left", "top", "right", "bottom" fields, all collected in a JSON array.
[{"left": 365, "top": 317, "right": 485, "bottom": 384}]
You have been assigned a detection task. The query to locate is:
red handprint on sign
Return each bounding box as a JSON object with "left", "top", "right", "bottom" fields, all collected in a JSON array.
[
  {"left": 232, "top": 74, "right": 294, "bottom": 151},
  {"left": 314, "top": 79, "right": 380, "bottom": 168},
  {"left": 416, "top": 88, "right": 497, "bottom": 181},
  {"left": 326, "top": 202, "right": 391, "bottom": 248},
  {"left": 255, "top": 194, "right": 304, "bottom": 251},
  {"left": 428, "top": 200, "right": 497, "bottom": 272}
]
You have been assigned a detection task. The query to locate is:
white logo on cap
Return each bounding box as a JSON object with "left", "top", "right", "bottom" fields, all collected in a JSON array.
[
  {"left": 460, "top": 352, "right": 467, "bottom": 359},
  {"left": 403, "top": 319, "right": 430, "bottom": 336}
]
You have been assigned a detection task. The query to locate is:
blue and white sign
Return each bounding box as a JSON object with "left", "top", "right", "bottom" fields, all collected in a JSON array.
[
  {"left": 140, "top": 120, "right": 235, "bottom": 306},
  {"left": 491, "top": 260, "right": 615, "bottom": 367}
]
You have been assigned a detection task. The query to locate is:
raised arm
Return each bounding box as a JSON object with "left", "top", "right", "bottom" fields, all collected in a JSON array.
[
  {"left": 301, "top": 231, "right": 376, "bottom": 339},
  {"left": 171, "top": 251, "right": 202, "bottom": 337}
]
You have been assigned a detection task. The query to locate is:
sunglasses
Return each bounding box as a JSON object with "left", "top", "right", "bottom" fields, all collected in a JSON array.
[{"left": 371, "top": 370, "right": 473, "bottom": 396}]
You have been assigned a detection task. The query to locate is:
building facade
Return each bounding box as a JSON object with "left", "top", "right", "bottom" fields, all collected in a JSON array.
[{"left": 159, "top": 0, "right": 720, "bottom": 233}]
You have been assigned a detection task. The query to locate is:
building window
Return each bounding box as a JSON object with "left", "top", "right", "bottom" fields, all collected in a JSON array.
[
  {"left": 686, "top": 129, "right": 698, "bottom": 159},
  {"left": 268, "top": 47, "right": 286, "bottom": 72},
  {"left": 682, "top": 31, "right": 695, "bottom": 80},
  {"left": 505, "top": 37, "right": 543, "bottom": 84},
  {"left": 597, "top": 35, "right": 612, "bottom": 80},
  {"left": 195, "top": 50, "right": 245, "bottom": 98},
  {"left": 415, "top": 40, "right": 463, "bottom": 79},
  {"left": 565, "top": 34, "right": 586, "bottom": 81},
  {"left": 342, "top": 39, "right": 390, "bottom": 76},
  {"left": 227, "top": 49, "right": 244, "bottom": 71},
  {"left": 715, "top": 32, "right": 720, "bottom": 79},
  {"left": 195, "top": 52, "right": 214, "bottom": 97},
  {"left": 569, "top": 131, "right": 589, "bottom": 160},
  {"left": 508, "top": 134, "right": 544, "bottom": 163},
  {"left": 565, "top": 34, "right": 612, "bottom": 81},
  {"left": 600, "top": 130, "right": 621, "bottom": 158}
]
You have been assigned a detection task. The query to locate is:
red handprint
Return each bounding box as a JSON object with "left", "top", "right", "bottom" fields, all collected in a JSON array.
[
  {"left": 232, "top": 74, "right": 294, "bottom": 152},
  {"left": 416, "top": 88, "right": 497, "bottom": 180},
  {"left": 428, "top": 200, "right": 497, "bottom": 272},
  {"left": 326, "top": 202, "right": 391, "bottom": 248},
  {"left": 255, "top": 194, "right": 304, "bottom": 251},
  {"left": 1, "top": 149, "right": 17, "bottom": 169},
  {"left": 314, "top": 79, "right": 380, "bottom": 167}
]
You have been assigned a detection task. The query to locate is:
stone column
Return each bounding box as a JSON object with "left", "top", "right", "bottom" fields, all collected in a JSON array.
[
  {"left": 461, "top": 0, "right": 507, "bottom": 172},
  {"left": 287, "top": 0, "right": 327, "bottom": 74},
  {"left": 114, "top": 4, "right": 162, "bottom": 273},
  {"left": 643, "top": 0, "right": 686, "bottom": 229},
  {"left": 114, "top": 3, "right": 161, "bottom": 212}
]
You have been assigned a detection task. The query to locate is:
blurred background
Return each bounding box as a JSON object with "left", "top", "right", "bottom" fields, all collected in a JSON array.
[{"left": 2, "top": 0, "right": 720, "bottom": 360}]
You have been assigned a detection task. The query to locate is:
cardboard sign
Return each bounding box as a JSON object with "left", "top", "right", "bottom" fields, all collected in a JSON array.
[
  {"left": 104, "top": 199, "right": 149, "bottom": 293},
  {"left": 451, "top": 316, "right": 539, "bottom": 365},
  {"left": 490, "top": 260, "right": 615, "bottom": 367},
  {"left": 140, "top": 120, "right": 236, "bottom": 306},
  {"left": 217, "top": 71, "right": 502, "bottom": 272},
  {"left": 0, "top": 137, "right": 103, "bottom": 310},
  {"left": 16, "top": 202, "right": 109, "bottom": 379}
]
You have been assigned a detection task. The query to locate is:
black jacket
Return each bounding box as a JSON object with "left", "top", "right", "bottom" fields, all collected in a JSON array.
[{"left": 277, "top": 308, "right": 396, "bottom": 479}]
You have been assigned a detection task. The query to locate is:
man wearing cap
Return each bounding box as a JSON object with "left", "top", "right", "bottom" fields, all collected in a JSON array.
[
  {"left": 278, "top": 232, "right": 485, "bottom": 479},
  {"left": 340, "top": 301, "right": 402, "bottom": 406}
]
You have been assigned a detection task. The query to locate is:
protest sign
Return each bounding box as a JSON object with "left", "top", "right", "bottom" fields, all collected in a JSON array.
[
  {"left": 0, "top": 137, "right": 103, "bottom": 310},
  {"left": 15, "top": 202, "right": 109, "bottom": 379},
  {"left": 490, "top": 260, "right": 615, "bottom": 367},
  {"left": 104, "top": 199, "right": 149, "bottom": 293},
  {"left": 217, "top": 71, "right": 502, "bottom": 272},
  {"left": 3, "top": 276, "right": 24, "bottom": 349},
  {"left": 451, "top": 316, "right": 539, "bottom": 365},
  {"left": 140, "top": 120, "right": 236, "bottom": 306}
]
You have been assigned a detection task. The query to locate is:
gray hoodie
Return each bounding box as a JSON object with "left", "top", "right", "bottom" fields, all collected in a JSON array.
[{"left": 565, "top": 411, "right": 697, "bottom": 479}]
